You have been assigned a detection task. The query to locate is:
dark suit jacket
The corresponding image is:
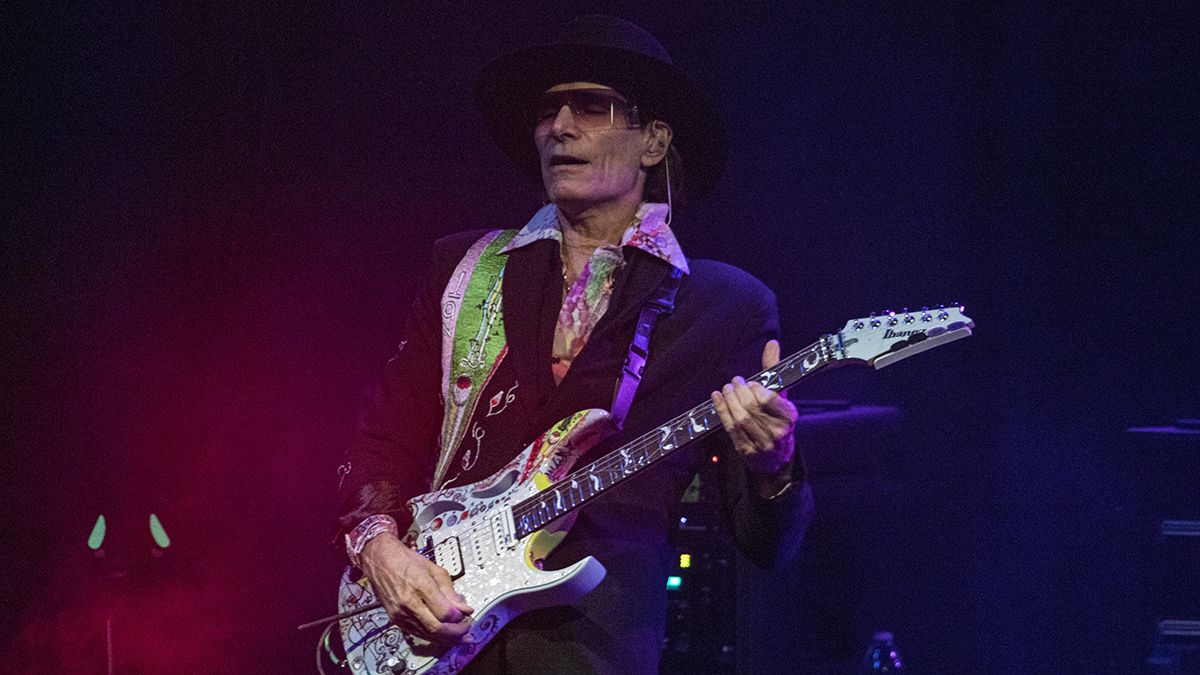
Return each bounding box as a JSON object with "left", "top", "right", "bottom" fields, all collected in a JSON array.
[{"left": 338, "top": 228, "right": 815, "bottom": 674}]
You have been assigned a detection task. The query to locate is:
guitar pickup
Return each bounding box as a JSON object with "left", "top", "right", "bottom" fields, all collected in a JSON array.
[
  {"left": 433, "top": 537, "right": 464, "bottom": 579},
  {"left": 490, "top": 506, "right": 517, "bottom": 550}
]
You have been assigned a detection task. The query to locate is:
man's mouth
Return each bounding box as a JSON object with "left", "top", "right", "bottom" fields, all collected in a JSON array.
[{"left": 549, "top": 155, "right": 588, "bottom": 166}]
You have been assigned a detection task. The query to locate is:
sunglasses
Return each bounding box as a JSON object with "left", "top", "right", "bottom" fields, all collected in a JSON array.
[{"left": 533, "top": 88, "right": 642, "bottom": 132}]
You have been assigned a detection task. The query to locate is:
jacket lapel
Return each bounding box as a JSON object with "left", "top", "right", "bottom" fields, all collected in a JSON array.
[{"left": 500, "top": 239, "right": 561, "bottom": 403}]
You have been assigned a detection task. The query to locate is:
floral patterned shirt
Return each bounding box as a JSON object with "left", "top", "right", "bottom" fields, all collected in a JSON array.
[{"left": 500, "top": 202, "right": 688, "bottom": 383}]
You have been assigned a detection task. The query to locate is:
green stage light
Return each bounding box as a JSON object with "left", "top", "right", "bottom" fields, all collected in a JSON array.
[
  {"left": 149, "top": 513, "right": 170, "bottom": 548},
  {"left": 87, "top": 515, "right": 106, "bottom": 550}
]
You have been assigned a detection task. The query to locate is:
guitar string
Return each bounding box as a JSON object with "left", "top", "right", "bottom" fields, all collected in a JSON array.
[
  {"left": 508, "top": 339, "right": 828, "bottom": 526},
  {"left": 509, "top": 341, "right": 822, "bottom": 522}
]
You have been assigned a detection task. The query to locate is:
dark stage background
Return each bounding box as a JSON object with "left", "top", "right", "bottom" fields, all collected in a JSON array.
[{"left": 5, "top": 2, "right": 1198, "bottom": 673}]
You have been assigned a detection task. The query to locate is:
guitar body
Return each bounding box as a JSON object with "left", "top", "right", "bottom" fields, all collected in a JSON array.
[{"left": 338, "top": 408, "right": 616, "bottom": 675}]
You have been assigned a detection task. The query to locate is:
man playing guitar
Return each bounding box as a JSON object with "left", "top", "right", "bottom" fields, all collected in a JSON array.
[{"left": 335, "top": 15, "right": 814, "bottom": 674}]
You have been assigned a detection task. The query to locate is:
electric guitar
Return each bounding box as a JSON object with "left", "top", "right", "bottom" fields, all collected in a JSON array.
[{"left": 332, "top": 307, "right": 974, "bottom": 674}]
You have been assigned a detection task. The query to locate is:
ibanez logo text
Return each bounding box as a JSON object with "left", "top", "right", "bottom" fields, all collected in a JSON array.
[{"left": 882, "top": 328, "right": 924, "bottom": 339}]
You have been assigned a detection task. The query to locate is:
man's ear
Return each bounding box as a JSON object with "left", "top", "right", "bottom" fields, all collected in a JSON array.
[{"left": 642, "top": 120, "right": 673, "bottom": 168}]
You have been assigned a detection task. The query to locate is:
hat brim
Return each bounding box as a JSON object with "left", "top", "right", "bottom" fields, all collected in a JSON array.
[{"left": 474, "top": 42, "right": 728, "bottom": 197}]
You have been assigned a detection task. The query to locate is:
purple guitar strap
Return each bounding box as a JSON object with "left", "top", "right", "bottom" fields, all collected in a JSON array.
[{"left": 609, "top": 266, "right": 683, "bottom": 430}]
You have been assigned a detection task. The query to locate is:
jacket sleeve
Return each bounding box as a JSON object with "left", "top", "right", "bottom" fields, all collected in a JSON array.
[
  {"left": 334, "top": 238, "right": 462, "bottom": 541},
  {"left": 711, "top": 287, "right": 816, "bottom": 570}
]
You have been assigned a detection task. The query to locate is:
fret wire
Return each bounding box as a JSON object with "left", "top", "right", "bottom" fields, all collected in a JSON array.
[{"left": 510, "top": 339, "right": 828, "bottom": 525}]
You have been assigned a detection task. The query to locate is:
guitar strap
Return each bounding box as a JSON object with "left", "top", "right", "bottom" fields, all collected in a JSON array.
[
  {"left": 609, "top": 265, "right": 683, "bottom": 429},
  {"left": 433, "top": 229, "right": 515, "bottom": 491}
]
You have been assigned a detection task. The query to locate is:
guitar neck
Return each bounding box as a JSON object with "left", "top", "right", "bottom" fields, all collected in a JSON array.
[{"left": 510, "top": 332, "right": 844, "bottom": 539}]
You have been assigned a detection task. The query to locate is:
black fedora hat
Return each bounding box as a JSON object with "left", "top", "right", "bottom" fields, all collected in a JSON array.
[{"left": 474, "top": 15, "right": 728, "bottom": 197}]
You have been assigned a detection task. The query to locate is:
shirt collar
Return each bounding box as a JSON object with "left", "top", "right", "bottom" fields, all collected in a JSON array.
[{"left": 501, "top": 202, "right": 689, "bottom": 275}]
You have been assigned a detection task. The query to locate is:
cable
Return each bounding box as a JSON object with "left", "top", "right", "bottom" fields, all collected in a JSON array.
[
  {"left": 298, "top": 600, "right": 383, "bottom": 631},
  {"left": 316, "top": 617, "right": 351, "bottom": 674},
  {"left": 664, "top": 151, "right": 673, "bottom": 226},
  {"left": 315, "top": 620, "right": 335, "bottom": 675}
]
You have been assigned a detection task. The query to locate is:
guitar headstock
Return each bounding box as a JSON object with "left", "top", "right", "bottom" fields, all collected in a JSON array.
[{"left": 836, "top": 306, "right": 974, "bottom": 369}]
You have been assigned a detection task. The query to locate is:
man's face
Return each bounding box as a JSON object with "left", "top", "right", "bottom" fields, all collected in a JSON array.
[{"left": 533, "top": 82, "right": 648, "bottom": 210}]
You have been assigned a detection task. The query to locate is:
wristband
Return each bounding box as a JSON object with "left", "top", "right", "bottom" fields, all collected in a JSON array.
[{"left": 345, "top": 514, "right": 399, "bottom": 568}]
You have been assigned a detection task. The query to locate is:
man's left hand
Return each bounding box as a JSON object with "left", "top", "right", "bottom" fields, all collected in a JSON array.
[{"left": 711, "top": 339, "right": 798, "bottom": 492}]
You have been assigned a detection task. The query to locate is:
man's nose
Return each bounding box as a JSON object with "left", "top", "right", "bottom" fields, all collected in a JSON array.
[{"left": 550, "top": 105, "right": 580, "bottom": 139}]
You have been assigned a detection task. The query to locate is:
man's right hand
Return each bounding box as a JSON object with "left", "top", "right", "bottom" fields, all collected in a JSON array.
[{"left": 359, "top": 532, "right": 475, "bottom": 644}]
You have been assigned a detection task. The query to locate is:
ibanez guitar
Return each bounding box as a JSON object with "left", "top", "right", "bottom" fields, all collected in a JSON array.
[{"left": 326, "top": 306, "right": 974, "bottom": 674}]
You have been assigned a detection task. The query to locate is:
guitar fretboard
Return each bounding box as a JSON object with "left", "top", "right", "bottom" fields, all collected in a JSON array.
[{"left": 509, "top": 332, "right": 843, "bottom": 538}]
